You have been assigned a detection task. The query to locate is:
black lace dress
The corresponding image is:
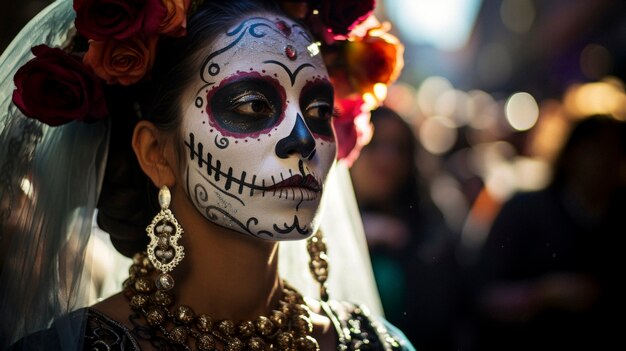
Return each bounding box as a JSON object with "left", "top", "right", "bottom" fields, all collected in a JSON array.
[{"left": 8, "top": 301, "right": 413, "bottom": 350}]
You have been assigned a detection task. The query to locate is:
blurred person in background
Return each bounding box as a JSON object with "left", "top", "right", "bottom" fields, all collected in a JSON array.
[
  {"left": 350, "top": 106, "right": 463, "bottom": 351},
  {"left": 470, "top": 114, "right": 626, "bottom": 350}
]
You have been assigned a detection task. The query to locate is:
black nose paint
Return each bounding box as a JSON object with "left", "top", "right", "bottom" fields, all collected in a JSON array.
[{"left": 275, "top": 114, "right": 316, "bottom": 159}]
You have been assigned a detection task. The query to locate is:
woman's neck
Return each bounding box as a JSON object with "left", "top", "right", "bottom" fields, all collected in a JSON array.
[{"left": 170, "top": 190, "right": 282, "bottom": 321}]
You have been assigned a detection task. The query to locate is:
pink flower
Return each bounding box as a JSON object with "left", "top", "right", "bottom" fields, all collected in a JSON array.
[
  {"left": 74, "top": 0, "right": 167, "bottom": 41},
  {"left": 333, "top": 95, "right": 373, "bottom": 165},
  {"left": 12, "top": 45, "right": 108, "bottom": 126}
]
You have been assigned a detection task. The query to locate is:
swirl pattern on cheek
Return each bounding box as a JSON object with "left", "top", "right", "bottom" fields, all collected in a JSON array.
[
  {"left": 187, "top": 166, "right": 275, "bottom": 238},
  {"left": 214, "top": 134, "right": 229, "bottom": 149}
]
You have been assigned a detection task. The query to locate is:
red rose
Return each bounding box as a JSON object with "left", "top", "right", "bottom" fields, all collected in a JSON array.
[
  {"left": 74, "top": 0, "right": 167, "bottom": 41},
  {"left": 12, "top": 45, "right": 108, "bottom": 126},
  {"left": 319, "top": 0, "right": 375, "bottom": 37}
]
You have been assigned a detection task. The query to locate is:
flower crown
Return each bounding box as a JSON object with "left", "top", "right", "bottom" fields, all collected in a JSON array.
[{"left": 12, "top": 0, "right": 403, "bottom": 164}]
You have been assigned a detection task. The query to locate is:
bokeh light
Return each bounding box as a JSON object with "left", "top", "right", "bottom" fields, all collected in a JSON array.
[
  {"left": 435, "top": 89, "right": 471, "bottom": 127},
  {"left": 384, "top": 0, "right": 482, "bottom": 50},
  {"left": 418, "top": 115, "right": 458, "bottom": 155},
  {"left": 500, "top": 0, "right": 535, "bottom": 34},
  {"left": 513, "top": 157, "right": 550, "bottom": 191},
  {"left": 466, "top": 90, "right": 499, "bottom": 130},
  {"left": 430, "top": 174, "right": 469, "bottom": 232},
  {"left": 580, "top": 44, "right": 613, "bottom": 80},
  {"left": 563, "top": 78, "right": 626, "bottom": 119},
  {"left": 416, "top": 76, "right": 453, "bottom": 116},
  {"left": 384, "top": 83, "right": 420, "bottom": 122},
  {"left": 505, "top": 92, "right": 539, "bottom": 131}
]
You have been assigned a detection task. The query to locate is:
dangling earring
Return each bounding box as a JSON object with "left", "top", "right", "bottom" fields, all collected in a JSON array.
[
  {"left": 307, "top": 230, "right": 329, "bottom": 301},
  {"left": 146, "top": 185, "right": 184, "bottom": 290}
]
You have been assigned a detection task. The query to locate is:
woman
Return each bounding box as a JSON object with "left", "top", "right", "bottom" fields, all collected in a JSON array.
[
  {"left": 471, "top": 115, "right": 626, "bottom": 350},
  {"left": 350, "top": 107, "right": 461, "bottom": 350},
  {"left": 0, "top": 0, "right": 410, "bottom": 350}
]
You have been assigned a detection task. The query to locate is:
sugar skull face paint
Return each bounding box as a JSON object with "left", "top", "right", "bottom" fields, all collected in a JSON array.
[{"left": 181, "top": 15, "right": 337, "bottom": 240}]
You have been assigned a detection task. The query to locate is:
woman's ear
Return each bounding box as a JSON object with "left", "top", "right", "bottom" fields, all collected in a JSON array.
[{"left": 132, "top": 120, "right": 176, "bottom": 188}]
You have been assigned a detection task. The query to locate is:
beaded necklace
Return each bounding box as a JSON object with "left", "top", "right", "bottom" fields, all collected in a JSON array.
[{"left": 124, "top": 252, "right": 320, "bottom": 351}]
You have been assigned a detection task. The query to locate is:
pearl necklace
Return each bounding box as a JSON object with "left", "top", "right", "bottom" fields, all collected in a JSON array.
[{"left": 125, "top": 252, "right": 320, "bottom": 351}]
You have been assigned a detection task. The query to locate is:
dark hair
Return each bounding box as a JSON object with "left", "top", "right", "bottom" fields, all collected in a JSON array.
[
  {"left": 369, "top": 106, "right": 417, "bottom": 167},
  {"left": 551, "top": 114, "right": 626, "bottom": 187},
  {"left": 357, "top": 106, "right": 421, "bottom": 213},
  {"left": 97, "top": 0, "right": 282, "bottom": 257}
]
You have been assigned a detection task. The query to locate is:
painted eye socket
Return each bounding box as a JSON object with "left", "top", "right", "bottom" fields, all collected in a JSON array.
[
  {"left": 305, "top": 101, "right": 333, "bottom": 120},
  {"left": 208, "top": 75, "right": 285, "bottom": 135},
  {"left": 299, "top": 81, "right": 335, "bottom": 137},
  {"left": 230, "top": 93, "right": 274, "bottom": 118}
]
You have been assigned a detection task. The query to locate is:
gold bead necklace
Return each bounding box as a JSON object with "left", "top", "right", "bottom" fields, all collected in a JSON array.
[{"left": 125, "top": 252, "right": 320, "bottom": 351}]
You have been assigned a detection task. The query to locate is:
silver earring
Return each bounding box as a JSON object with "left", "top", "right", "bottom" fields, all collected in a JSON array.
[
  {"left": 146, "top": 185, "right": 184, "bottom": 290},
  {"left": 307, "top": 230, "right": 329, "bottom": 301}
]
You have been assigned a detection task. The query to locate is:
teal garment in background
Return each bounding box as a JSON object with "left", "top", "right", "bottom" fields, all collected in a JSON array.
[
  {"left": 382, "top": 317, "right": 417, "bottom": 351},
  {"left": 372, "top": 254, "right": 407, "bottom": 321}
]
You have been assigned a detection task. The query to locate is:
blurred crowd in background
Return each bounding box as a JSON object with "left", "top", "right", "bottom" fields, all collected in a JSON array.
[
  {"left": 3, "top": 0, "right": 625, "bottom": 350},
  {"left": 350, "top": 0, "right": 626, "bottom": 350}
]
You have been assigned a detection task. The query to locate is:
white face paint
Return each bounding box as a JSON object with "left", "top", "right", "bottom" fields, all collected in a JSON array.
[{"left": 181, "top": 14, "right": 337, "bottom": 240}]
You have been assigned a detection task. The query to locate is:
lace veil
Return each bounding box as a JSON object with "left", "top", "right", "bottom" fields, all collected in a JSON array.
[{"left": 0, "top": 0, "right": 381, "bottom": 348}]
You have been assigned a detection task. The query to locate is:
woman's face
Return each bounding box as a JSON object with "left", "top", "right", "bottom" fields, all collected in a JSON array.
[
  {"left": 351, "top": 116, "right": 413, "bottom": 204},
  {"left": 180, "top": 14, "right": 336, "bottom": 240}
]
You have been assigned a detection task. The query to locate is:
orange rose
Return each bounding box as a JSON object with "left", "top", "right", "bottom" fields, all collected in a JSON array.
[
  {"left": 344, "top": 27, "right": 404, "bottom": 97},
  {"left": 83, "top": 35, "right": 158, "bottom": 86},
  {"left": 160, "top": 0, "right": 191, "bottom": 37}
]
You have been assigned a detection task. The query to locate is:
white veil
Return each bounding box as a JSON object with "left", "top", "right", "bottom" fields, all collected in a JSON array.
[
  {"left": 0, "top": 0, "right": 382, "bottom": 348},
  {"left": 280, "top": 161, "right": 383, "bottom": 316},
  {"left": 0, "top": 0, "right": 110, "bottom": 348}
]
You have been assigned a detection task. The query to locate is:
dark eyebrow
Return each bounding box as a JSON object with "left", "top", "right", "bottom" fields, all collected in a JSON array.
[{"left": 262, "top": 60, "right": 315, "bottom": 86}]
